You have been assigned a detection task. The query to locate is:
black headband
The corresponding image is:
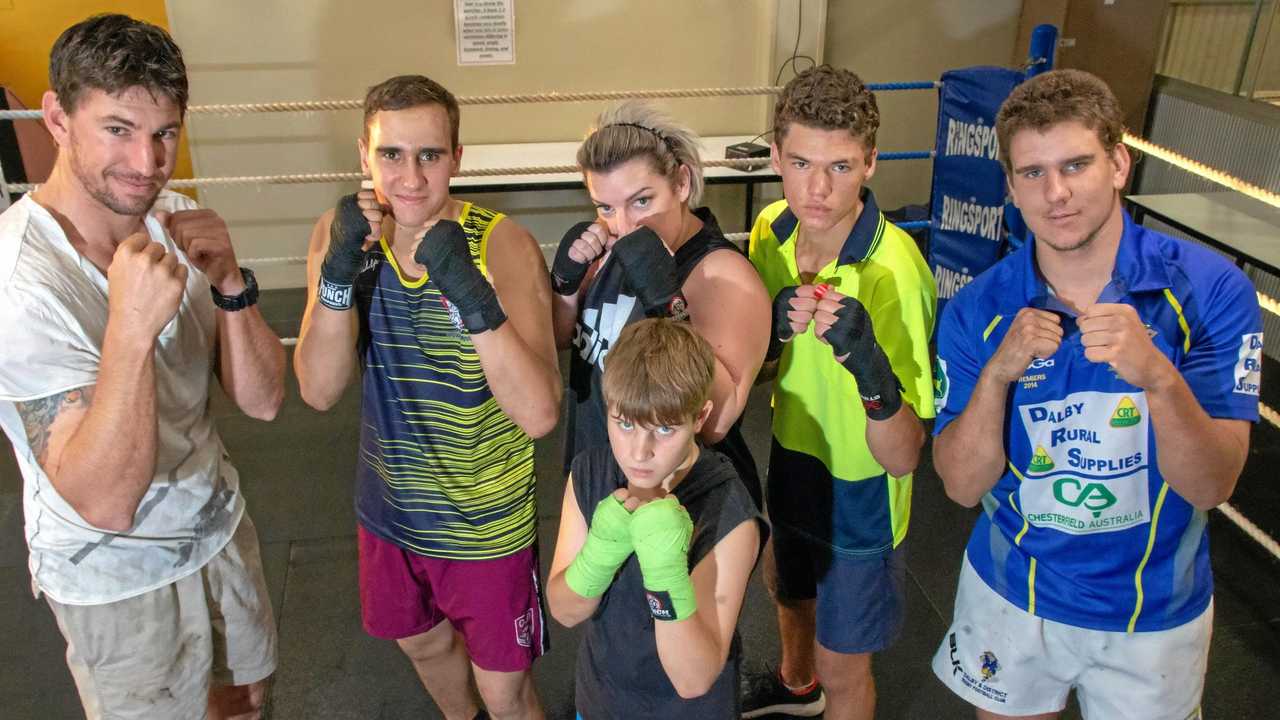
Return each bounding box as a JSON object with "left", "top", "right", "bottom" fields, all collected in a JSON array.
[{"left": 604, "top": 122, "right": 679, "bottom": 155}]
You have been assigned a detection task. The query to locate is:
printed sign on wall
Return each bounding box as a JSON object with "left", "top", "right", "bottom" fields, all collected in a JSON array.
[{"left": 455, "top": 0, "right": 515, "bottom": 65}]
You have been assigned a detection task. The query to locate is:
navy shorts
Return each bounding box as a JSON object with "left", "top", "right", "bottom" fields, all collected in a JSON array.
[{"left": 771, "top": 526, "right": 907, "bottom": 654}]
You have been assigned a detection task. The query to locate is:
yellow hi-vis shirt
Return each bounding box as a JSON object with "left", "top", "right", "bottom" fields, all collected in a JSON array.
[{"left": 749, "top": 191, "right": 936, "bottom": 552}]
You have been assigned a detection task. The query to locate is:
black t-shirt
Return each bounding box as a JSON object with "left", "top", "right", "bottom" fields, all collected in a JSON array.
[
  {"left": 564, "top": 207, "right": 762, "bottom": 510},
  {"left": 571, "top": 446, "right": 767, "bottom": 720}
]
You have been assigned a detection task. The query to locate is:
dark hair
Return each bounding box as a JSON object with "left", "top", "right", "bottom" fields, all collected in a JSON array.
[
  {"left": 996, "top": 69, "right": 1125, "bottom": 170},
  {"left": 49, "top": 14, "right": 189, "bottom": 116},
  {"left": 773, "top": 64, "right": 879, "bottom": 150},
  {"left": 363, "top": 75, "right": 461, "bottom": 149}
]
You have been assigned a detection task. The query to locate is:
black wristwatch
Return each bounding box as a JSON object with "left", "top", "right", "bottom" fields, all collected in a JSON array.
[{"left": 210, "top": 267, "right": 259, "bottom": 311}]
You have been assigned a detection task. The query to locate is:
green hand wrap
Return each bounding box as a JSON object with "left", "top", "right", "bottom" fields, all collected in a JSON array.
[
  {"left": 565, "top": 495, "right": 635, "bottom": 598},
  {"left": 631, "top": 497, "right": 696, "bottom": 621}
]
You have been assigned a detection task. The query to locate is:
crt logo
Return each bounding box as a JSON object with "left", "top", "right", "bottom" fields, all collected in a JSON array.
[{"left": 1233, "top": 333, "right": 1263, "bottom": 396}]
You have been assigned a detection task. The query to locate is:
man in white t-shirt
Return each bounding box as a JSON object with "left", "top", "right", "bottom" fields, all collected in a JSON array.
[{"left": 0, "top": 14, "right": 286, "bottom": 720}]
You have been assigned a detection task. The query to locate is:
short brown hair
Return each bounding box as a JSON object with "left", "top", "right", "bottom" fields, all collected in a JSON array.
[
  {"left": 49, "top": 14, "right": 189, "bottom": 116},
  {"left": 577, "top": 100, "right": 705, "bottom": 206},
  {"left": 363, "top": 75, "right": 460, "bottom": 149},
  {"left": 602, "top": 319, "right": 715, "bottom": 427},
  {"left": 773, "top": 64, "right": 879, "bottom": 150},
  {"left": 996, "top": 69, "right": 1125, "bottom": 170}
]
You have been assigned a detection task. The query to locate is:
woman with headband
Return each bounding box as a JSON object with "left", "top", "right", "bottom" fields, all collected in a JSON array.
[{"left": 549, "top": 100, "right": 771, "bottom": 511}]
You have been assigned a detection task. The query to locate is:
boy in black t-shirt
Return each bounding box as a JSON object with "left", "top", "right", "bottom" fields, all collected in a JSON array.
[{"left": 548, "top": 318, "right": 766, "bottom": 719}]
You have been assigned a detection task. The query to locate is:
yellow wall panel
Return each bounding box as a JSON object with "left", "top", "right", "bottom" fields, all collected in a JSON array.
[{"left": 0, "top": 0, "right": 195, "bottom": 182}]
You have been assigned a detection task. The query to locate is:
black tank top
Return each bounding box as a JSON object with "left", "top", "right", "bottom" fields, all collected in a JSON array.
[
  {"left": 571, "top": 446, "right": 766, "bottom": 719},
  {"left": 564, "top": 207, "right": 762, "bottom": 510}
]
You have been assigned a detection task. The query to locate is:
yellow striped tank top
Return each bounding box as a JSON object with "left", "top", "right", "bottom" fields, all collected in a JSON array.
[{"left": 354, "top": 203, "right": 536, "bottom": 559}]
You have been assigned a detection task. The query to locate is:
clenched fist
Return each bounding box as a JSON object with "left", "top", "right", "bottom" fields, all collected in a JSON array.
[
  {"left": 154, "top": 208, "right": 239, "bottom": 294},
  {"left": 108, "top": 232, "right": 189, "bottom": 342},
  {"left": 984, "top": 308, "right": 1064, "bottom": 385}
]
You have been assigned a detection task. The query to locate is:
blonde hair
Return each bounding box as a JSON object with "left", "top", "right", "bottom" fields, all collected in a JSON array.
[
  {"left": 602, "top": 318, "right": 714, "bottom": 427},
  {"left": 577, "top": 100, "right": 705, "bottom": 206}
]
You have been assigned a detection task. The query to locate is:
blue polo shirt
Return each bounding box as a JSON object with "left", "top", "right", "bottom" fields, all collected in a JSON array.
[{"left": 934, "top": 211, "right": 1262, "bottom": 632}]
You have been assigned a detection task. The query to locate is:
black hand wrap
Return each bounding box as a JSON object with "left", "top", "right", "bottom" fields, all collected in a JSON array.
[
  {"left": 766, "top": 286, "right": 802, "bottom": 361},
  {"left": 413, "top": 220, "right": 507, "bottom": 334},
  {"left": 611, "top": 227, "right": 685, "bottom": 319},
  {"left": 318, "top": 194, "right": 372, "bottom": 310},
  {"left": 825, "top": 296, "right": 902, "bottom": 421},
  {"left": 550, "top": 221, "right": 594, "bottom": 296}
]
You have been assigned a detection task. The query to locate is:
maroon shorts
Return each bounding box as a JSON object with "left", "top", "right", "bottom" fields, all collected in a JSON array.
[{"left": 357, "top": 525, "right": 548, "bottom": 672}]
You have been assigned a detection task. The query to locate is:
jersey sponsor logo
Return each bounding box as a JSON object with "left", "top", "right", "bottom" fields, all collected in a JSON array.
[
  {"left": 1052, "top": 477, "right": 1118, "bottom": 517},
  {"left": 1018, "top": 391, "right": 1151, "bottom": 535},
  {"left": 1109, "top": 396, "right": 1141, "bottom": 428},
  {"left": 574, "top": 295, "right": 638, "bottom": 370},
  {"left": 1233, "top": 332, "right": 1263, "bottom": 396},
  {"left": 934, "top": 358, "right": 951, "bottom": 414},
  {"left": 1050, "top": 428, "right": 1100, "bottom": 447},
  {"left": 1020, "top": 359, "right": 1055, "bottom": 389},
  {"left": 944, "top": 118, "right": 1001, "bottom": 161},
  {"left": 934, "top": 265, "right": 975, "bottom": 300},
  {"left": 1020, "top": 372, "right": 1047, "bottom": 389},
  {"left": 1028, "top": 446, "right": 1054, "bottom": 472},
  {"left": 948, "top": 632, "right": 1009, "bottom": 704},
  {"left": 1027, "top": 402, "right": 1085, "bottom": 424},
  {"left": 939, "top": 195, "right": 1004, "bottom": 243},
  {"left": 1067, "top": 448, "right": 1143, "bottom": 473},
  {"left": 979, "top": 651, "right": 1000, "bottom": 681}
]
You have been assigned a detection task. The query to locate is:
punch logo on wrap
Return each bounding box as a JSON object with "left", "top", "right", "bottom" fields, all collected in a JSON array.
[
  {"left": 1016, "top": 391, "right": 1151, "bottom": 535},
  {"left": 646, "top": 590, "right": 675, "bottom": 621}
]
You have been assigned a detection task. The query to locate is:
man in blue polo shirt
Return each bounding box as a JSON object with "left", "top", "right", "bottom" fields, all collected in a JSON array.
[{"left": 931, "top": 69, "right": 1261, "bottom": 719}]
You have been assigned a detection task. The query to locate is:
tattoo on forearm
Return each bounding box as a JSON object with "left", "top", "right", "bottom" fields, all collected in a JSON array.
[{"left": 16, "top": 387, "right": 94, "bottom": 465}]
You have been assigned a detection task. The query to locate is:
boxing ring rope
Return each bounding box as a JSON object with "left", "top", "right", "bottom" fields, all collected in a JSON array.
[
  {"left": 2, "top": 81, "right": 1278, "bottom": 563},
  {"left": 1219, "top": 502, "right": 1280, "bottom": 561},
  {"left": 0, "top": 82, "right": 941, "bottom": 121},
  {"left": 0, "top": 153, "right": 936, "bottom": 195}
]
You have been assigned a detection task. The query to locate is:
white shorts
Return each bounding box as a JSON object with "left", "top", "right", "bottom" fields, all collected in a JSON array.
[
  {"left": 47, "top": 513, "right": 277, "bottom": 720},
  {"left": 931, "top": 555, "right": 1211, "bottom": 720}
]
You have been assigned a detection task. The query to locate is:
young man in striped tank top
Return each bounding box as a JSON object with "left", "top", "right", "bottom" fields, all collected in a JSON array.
[{"left": 295, "top": 75, "right": 560, "bottom": 720}]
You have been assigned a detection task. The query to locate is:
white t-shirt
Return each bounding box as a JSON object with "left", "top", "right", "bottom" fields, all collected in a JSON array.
[{"left": 0, "top": 190, "right": 243, "bottom": 605}]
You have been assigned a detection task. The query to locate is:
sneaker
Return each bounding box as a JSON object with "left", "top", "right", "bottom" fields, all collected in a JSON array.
[{"left": 741, "top": 667, "right": 826, "bottom": 718}]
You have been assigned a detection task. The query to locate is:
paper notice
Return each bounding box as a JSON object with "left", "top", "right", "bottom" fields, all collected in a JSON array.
[{"left": 455, "top": 0, "right": 515, "bottom": 65}]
